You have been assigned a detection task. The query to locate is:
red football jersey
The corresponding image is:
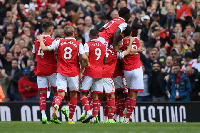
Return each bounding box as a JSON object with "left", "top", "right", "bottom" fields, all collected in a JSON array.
[
  {"left": 83, "top": 39, "right": 106, "bottom": 78},
  {"left": 99, "top": 17, "right": 127, "bottom": 44},
  {"left": 112, "top": 59, "right": 124, "bottom": 78},
  {"left": 48, "top": 38, "right": 85, "bottom": 77},
  {"left": 102, "top": 46, "right": 118, "bottom": 78},
  {"left": 34, "top": 35, "right": 57, "bottom": 76},
  {"left": 121, "top": 37, "right": 142, "bottom": 71}
]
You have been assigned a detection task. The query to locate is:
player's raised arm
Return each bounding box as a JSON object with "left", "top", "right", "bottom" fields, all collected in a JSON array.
[
  {"left": 123, "top": 37, "right": 135, "bottom": 56},
  {"left": 113, "top": 28, "right": 121, "bottom": 49},
  {"left": 38, "top": 35, "right": 48, "bottom": 51},
  {"left": 38, "top": 35, "right": 59, "bottom": 52},
  {"left": 113, "top": 7, "right": 130, "bottom": 49}
]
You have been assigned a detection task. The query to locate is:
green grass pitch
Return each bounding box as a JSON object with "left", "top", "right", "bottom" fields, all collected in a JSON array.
[{"left": 0, "top": 122, "right": 199, "bottom": 133}]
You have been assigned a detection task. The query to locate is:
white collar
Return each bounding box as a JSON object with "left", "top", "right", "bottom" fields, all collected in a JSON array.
[
  {"left": 119, "top": 17, "right": 125, "bottom": 21},
  {"left": 65, "top": 37, "right": 76, "bottom": 40},
  {"left": 90, "top": 39, "right": 99, "bottom": 41},
  {"left": 42, "top": 35, "right": 51, "bottom": 37}
]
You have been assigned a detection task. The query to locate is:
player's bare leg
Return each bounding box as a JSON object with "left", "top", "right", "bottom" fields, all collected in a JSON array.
[
  {"left": 124, "top": 91, "right": 137, "bottom": 123},
  {"left": 67, "top": 92, "right": 77, "bottom": 124},
  {"left": 40, "top": 89, "right": 49, "bottom": 124}
]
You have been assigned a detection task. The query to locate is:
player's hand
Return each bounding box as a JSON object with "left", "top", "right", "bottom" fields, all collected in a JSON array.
[
  {"left": 137, "top": 46, "right": 145, "bottom": 53},
  {"left": 129, "top": 37, "right": 135, "bottom": 43},
  {"left": 130, "top": 49, "right": 137, "bottom": 55},
  {"left": 86, "top": 62, "right": 90, "bottom": 68},
  {"left": 37, "top": 35, "right": 43, "bottom": 42}
]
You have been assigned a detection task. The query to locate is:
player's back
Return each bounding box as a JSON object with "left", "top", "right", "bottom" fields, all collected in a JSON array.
[
  {"left": 102, "top": 46, "right": 117, "bottom": 78},
  {"left": 57, "top": 38, "right": 81, "bottom": 77},
  {"left": 84, "top": 39, "right": 106, "bottom": 78},
  {"left": 99, "top": 17, "right": 126, "bottom": 44},
  {"left": 34, "top": 36, "right": 57, "bottom": 76},
  {"left": 121, "top": 37, "right": 141, "bottom": 71}
]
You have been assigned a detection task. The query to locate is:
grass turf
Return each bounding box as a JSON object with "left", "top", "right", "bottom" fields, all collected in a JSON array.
[{"left": 0, "top": 122, "right": 199, "bottom": 133}]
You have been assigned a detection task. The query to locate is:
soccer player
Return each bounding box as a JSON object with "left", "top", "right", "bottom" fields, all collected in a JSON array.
[
  {"left": 120, "top": 25, "right": 145, "bottom": 123},
  {"left": 80, "top": 29, "right": 106, "bottom": 123},
  {"left": 102, "top": 35, "right": 134, "bottom": 123},
  {"left": 33, "top": 21, "right": 59, "bottom": 124},
  {"left": 38, "top": 26, "right": 89, "bottom": 124},
  {"left": 98, "top": 7, "right": 130, "bottom": 48},
  {"left": 112, "top": 61, "right": 127, "bottom": 123}
]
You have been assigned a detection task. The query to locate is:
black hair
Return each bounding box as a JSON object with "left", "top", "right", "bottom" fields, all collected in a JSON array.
[
  {"left": 12, "top": 58, "right": 18, "bottom": 62},
  {"left": 42, "top": 21, "right": 54, "bottom": 32},
  {"left": 118, "top": 7, "right": 130, "bottom": 18},
  {"left": 152, "top": 62, "right": 161, "bottom": 67},
  {"left": 116, "top": 35, "right": 123, "bottom": 45},
  {"left": 95, "top": 13, "right": 102, "bottom": 19},
  {"left": 89, "top": 29, "right": 99, "bottom": 37},
  {"left": 123, "top": 25, "right": 131, "bottom": 37},
  {"left": 173, "top": 63, "right": 182, "bottom": 68}
]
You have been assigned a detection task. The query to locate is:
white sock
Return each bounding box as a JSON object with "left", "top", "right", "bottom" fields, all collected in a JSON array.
[
  {"left": 82, "top": 110, "right": 86, "bottom": 114},
  {"left": 87, "top": 110, "right": 92, "bottom": 116},
  {"left": 113, "top": 114, "right": 119, "bottom": 120},
  {"left": 108, "top": 119, "right": 113, "bottom": 121},
  {"left": 104, "top": 116, "right": 108, "bottom": 121},
  {"left": 69, "top": 118, "right": 73, "bottom": 121},
  {"left": 120, "top": 117, "right": 124, "bottom": 121},
  {"left": 125, "top": 118, "right": 129, "bottom": 122},
  {"left": 41, "top": 110, "right": 46, "bottom": 119}
]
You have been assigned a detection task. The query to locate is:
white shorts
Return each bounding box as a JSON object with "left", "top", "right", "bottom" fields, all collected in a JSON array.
[
  {"left": 103, "top": 78, "right": 115, "bottom": 95},
  {"left": 97, "top": 36, "right": 108, "bottom": 47},
  {"left": 56, "top": 73, "right": 79, "bottom": 92},
  {"left": 124, "top": 67, "right": 144, "bottom": 91},
  {"left": 80, "top": 76, "right": 103, "bottom": 93},
  {"left": 37, "top": 73, "right": 57, "bottom": 90},
  {"left": 113, "top": 76, "right": 125, "bottom": 90}
]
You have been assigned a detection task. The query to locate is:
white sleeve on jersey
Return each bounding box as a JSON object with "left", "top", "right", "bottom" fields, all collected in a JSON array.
[
  {"left": 105, "top": 48, "right": 109, "bottom": 58},
  {"left": 84, "top": 43, "right": 89, "bottom": 53},
  {"left": 103, "top": 22, "right": 109, "bottom": 28},
  {"left": 47, "top": 39, "right": 60, "bottom": 51},
  {"left": 118, "top": 23, "right": 128, "bottom": 32},
  {"left": 117, "top": 51, "right": 125, "bottom": 59},
  {"left": 32, "top": 44, "right": 35, "bottom": 53},
  {"left": 79, "top": 43, "right": 85, "bottom": 54}
]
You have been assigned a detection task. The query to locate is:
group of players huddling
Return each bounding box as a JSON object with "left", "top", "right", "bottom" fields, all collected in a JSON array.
[{"left": 33, "top": 7, "right": 144, "bottom": 124}]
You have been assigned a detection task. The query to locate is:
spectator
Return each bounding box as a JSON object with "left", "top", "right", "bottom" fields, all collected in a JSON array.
[
  {"left": 149, "top": 62, "right": 167, "bottom": 102},
  {"left": 139, "top": 15, "right": 150, "bottom": 45},
  {"left": 137, "top": 63, "right": 152, "bottom": 102},
  {"left": 191, "top": 32, "right": 200, "bottom": 59},
  {"left": 166, "top": 63, "right": 191, "bottom": 102},
  {"left": 192, "top": 54, "right": 200, "bottom": 72},
  {"left": 185, "top": 66, "right": 200, "bottom": 101},
  {"left": 182, "top": 52, "right": 197, "bottom": 72},
  {"left": 0, "top": 67, "right": 9, "bottom": 102},
  {"left": 164, "top": 56, "right": 174, "bottom": 74},
  {"left": 18, "top": 67, "right": 38, "bottom": 101},
  {"left": 110, "top": 9, "right": 119, "bottom": 20},
  {"left": 7, "top": 58, "right": 23, "bottom": 101},
  {"left": 94, "top": 13, "right": 104, "bottom": 31},
  {"left": 0, "top": 51, "right": 13, "bottom": 74}
]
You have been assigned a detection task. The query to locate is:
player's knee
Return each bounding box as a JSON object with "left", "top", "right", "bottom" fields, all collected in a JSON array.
[
  {"left": 130, "top": 91, "right": 138, "bottom": 99},
  {"left": 70, "top": 92, "right": 77, "bottom": 98},
  {"left": 40, "top": 89, "right": 47, "bottom": 94},
  {"left": 80, "top": 91, "right": 87, "bottom": 97},
  {"left": 116, "top": 90, "right": 124, "bottom": 98}
]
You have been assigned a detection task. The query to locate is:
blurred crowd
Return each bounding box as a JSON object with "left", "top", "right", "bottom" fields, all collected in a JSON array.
[{"left": 0, "top": 0, "right": 200, "bottom": 102}]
